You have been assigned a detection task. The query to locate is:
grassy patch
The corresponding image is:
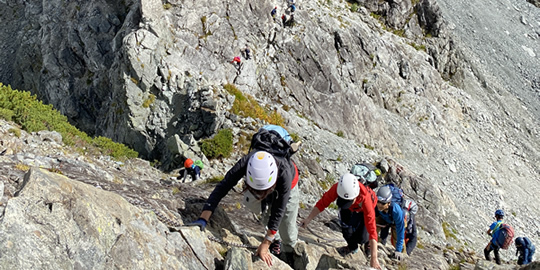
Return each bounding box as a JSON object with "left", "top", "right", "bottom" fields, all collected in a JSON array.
[
  {"left": 318, "top": 174, "right": 335, "bottom": 190},
  {"left": 223, "top": 84, "right": 284, "bottom": 126},
  {"left": 172, "top": 187, "right": 181, "bottom": 195},
  {"left": 408, "top": 42, "right": 426, "bottom": 52},
  {"left": 163, "top": 3, "right": 172, "bottom": 9},
  {"left": 15, "top": 163, "right": 29, "bottom": 171},
  {"left": 206, "top": 175, "right": 224, "bottom": 183},
  {"left": 336, "top": 130, "right": 344, "bottom": 137},
  {"left": 350, "top": 3, "right": 359, "bottom": 12},
  {"left": 8, "top": 128, "right": 21, "bottom": 138},
  {"left": 442, "top": 222, "right": 458, "bottom": 241},
  {"left": 142, "top": 94, "right": 156, "bottom": 108},
  {"left": 0, "top": 83, "right": 137, "bottom": 160},
  {"left": 200, "top": 129, "right": 233, "bottom": 159}
]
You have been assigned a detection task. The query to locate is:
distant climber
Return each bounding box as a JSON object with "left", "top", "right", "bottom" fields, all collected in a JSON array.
[
  {"left": 281, "top": 14, "right": 287, "bottom": 26},
  {"left": 271, "top": 7, "right": 277, "bottom": 21},
  {"left": 177, "top": 158, "right": 202, "bottom": 183},
  {"left": 484, "top": 209, "right": 505, "bottom": 265},
  {"left": 244, "top": 45, "right": 251, "bottom": 60},
  {"left": 375, "top": 186, "right": 417, "bottom": 258},
  {"left": 231, "top": 56, "right": 242, "bottom": 69},
  {"left": 289, "top": 4, "right": 296, "bottom": 13},
  {"left": 515, "top": 237, "right": 536, "bottom": 265},
  {"left": 300, "top": 173, "right": 382, "bottom": 269}
]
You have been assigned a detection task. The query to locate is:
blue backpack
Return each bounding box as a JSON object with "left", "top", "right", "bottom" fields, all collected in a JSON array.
[{"left": 384, "top": 183, "right": 418, "bottom": 215}]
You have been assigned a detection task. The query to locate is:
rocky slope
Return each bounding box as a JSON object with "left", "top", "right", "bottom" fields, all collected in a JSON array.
[
  {"left": 0, "top": 0, "right": 539, "bottom": 269},
  {"left": 0, "top": 119, "right": 533, "bottom": 270}
]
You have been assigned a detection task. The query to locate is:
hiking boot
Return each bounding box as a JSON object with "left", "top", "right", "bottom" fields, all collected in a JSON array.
[
  {"left": 337, "top": 246, "right": 359, "bottom": 256},
  {"left": 270, "top": 240, "right": 282, "bottom": 256}
]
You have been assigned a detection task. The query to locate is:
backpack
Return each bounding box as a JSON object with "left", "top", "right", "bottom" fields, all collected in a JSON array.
[
  {"left": 494, "top": 224, "right": 515, "bottom": 249},
  {"left": 385, "top": 183, "right": 418, "bottom": 215},
  {"left": 194, "top": 160, "right": 204, "bottom": 170},
  {"left": 351, "top": 163, "right": 381, "bottom": 187},
  {"left": 249, "top": 125, "right": 293, "bottom": 159}
]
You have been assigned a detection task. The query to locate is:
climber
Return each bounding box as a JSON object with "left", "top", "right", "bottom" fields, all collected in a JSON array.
[
  {"left": 375, "top": 186, "right": 417, "bottom": 258},
  {"left": 177, "top": 158, "right": 202, "bottom": 183},
  {"left": 271, "top": 6, "right": 277, "bottom": 21},
  {"left": 484, "top": 209, "right": 505, "bottom": 265},
  {"left": 281, "top": 14, "right": 287, "bottom": 26},
  {"left": 300, "top": 173, "right": 382, "bottom": 269},
  {"left": 244, "top": 45, "right": 251, "bottom": 60},
  {"left": 187, "top": 147, "right": 300, "bottom": 267},
  {"left": 289, "top": 3, "right": 296, "bottom": 13},
  {"left": 515, "top": 237, "right": 536, "bottom": 265},
  {"left": 231, "top": 56, "right": 241, "bottom": 69}
]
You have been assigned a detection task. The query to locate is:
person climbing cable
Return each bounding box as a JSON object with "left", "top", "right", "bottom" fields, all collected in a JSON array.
[
  {"left": 177, "top": 158, "right": 202, "bottom": 183},
  {"left": 300, "top": 173, "right": 382, "bottom": 269},
  {"left": 375, "top": 186, "right": 417, "bottom": 258},
  {"left": 271, "top": 6, "right": 277, "bottom": 22},
  {"left": 484, "top": 209, "right": 505, "bottom": 265},
  {"left": 187, "top": 127, "right": 300, "bottom": 267},
  {"left": 231, "top": 56, "right": 241, "bottom": 69},
  {"left": 515, "top": 237, "right": 536, "bottom": 265}
]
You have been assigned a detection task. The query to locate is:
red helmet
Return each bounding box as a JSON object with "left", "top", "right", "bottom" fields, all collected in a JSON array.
[{"left": 184, "top": 158, "right": 194, "bottom": 168}]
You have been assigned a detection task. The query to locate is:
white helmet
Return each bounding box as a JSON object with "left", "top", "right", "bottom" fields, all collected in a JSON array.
[
  {"left": 246, "top": 151, "right": 278, "bottom": 190},
  {"left": 337, "top": 173, "right": 360, "bottom": 200}
]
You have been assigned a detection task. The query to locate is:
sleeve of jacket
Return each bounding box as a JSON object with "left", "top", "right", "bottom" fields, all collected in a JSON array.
[
  {"left": 391, "top": 203, "right": 405, "bottom": 252},
  {"left": 202, "top": 154, "right": 250, "bottom": 212},
  {"left": 360, "top": 185, "right": 378, "bottom": 241},
  {"left": 315, "top": 183, "right": 339, "bottom": 212},
  {"left": 266, "top": 158, "right": 294, "bottom": 231}
]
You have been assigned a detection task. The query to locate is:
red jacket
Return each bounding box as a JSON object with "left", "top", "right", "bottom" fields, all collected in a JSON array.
[{"left": 315, "top": 183, "right": 378, "bottom": 241}]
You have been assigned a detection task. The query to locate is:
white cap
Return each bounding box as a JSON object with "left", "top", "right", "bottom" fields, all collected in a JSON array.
[
  {"left": 337, "top": 173, "right": 360, "bottom": 200},
  {"left": 246, "top": 151, "right": 278, "bottom": 190}
]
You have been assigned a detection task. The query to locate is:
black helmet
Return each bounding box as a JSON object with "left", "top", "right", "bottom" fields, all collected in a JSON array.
[
  {"left": 515, "top": 237, "right": 524, "bottom": 247},
  {"left": 376, "top": 186, "right": 393, "bottom": 204}
]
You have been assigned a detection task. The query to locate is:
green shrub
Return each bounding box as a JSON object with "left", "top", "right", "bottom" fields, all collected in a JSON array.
[
  {"left": 0, "top": 83, "right": 138, "bottom": 160},
  {"left": 200, "top": 129, "right": 233, "bottom": 159},
  {"left": 224, "top": 83, "right": 284, "bottom": 126},
  {"left": 350, "top": 3, "right": 359, "bottom": 12},
  {"left": 336, "top": 130, "right": 344, "bottom": 137},
  {"left": 8, "top": 128, "right": 21, "bottom": 138},
  {"left": 0, "top": 107, "right": 14, "bottom": 121}
]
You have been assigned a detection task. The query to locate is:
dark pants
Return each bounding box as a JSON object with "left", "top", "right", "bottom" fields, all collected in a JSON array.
[
  {"left": 340, "top": 209, "right": 369, "bottom": 251},
  {"left": 405, "top": 219, "right": 418, "bottom": 255},
  {"left": 484, "top": 242, "right": 501, "bottom": 264},
  {"left": 378, "top": 215, "right": 418, "bottom": 255}
]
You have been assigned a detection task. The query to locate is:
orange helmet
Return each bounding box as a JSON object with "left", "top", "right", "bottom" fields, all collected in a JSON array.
[{"left": 184, "top": 158, "right": 194, "bottom": 168}]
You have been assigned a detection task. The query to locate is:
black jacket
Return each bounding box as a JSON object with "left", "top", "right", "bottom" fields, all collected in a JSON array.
[{"left": 203, "top": 150, "right": 295, "bottom": 231}]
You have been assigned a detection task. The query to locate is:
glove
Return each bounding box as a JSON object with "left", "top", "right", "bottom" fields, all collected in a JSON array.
[
  {"left": 392, "top": 251, "right": 404, "bottom": 261},
  {"left": 186, "top": 218, "right": 207, "bottom": 231}
]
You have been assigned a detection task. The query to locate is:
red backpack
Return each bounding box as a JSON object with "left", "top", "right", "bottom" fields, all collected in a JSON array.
[{"left": 494, "top": 223, "right": 515, "bottom": 249}]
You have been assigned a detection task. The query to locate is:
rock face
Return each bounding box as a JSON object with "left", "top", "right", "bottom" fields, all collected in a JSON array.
[
  {"left": 0, "top": 167, "right": 225, "bottom": 270},
  {"left": 0, "top": 0, "right": 540, "bottom": 268}
]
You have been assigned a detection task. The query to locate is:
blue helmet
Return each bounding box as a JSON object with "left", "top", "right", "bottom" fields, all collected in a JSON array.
[
  {"left": 495, "top": 209, "right": 504, "bottom": 217},
  {"left": 515, "top": 237, "right": 524, "bottom": 247}
]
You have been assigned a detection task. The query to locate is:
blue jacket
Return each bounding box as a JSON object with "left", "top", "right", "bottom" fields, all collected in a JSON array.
[
  {"left": 489, "top": 220, "right": 503, "bottom": 246},
  {"left": 517, "top": 237, "right": 536, "bottom": 265},
  {"left": 376, "top": 202, "right": 405, "bottom": 252}
]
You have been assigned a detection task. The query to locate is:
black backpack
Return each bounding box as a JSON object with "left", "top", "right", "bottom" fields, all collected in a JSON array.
[{"left": 249, "top": 128, "right": 293, "bottom": 160}]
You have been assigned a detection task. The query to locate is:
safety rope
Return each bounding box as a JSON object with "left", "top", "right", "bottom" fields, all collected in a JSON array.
[
  {"left": 207, "top": 235, "right": 259, "bottom": 249},
  {"left": 124, "top": 196, "right": 258, "bottom": 250}
]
